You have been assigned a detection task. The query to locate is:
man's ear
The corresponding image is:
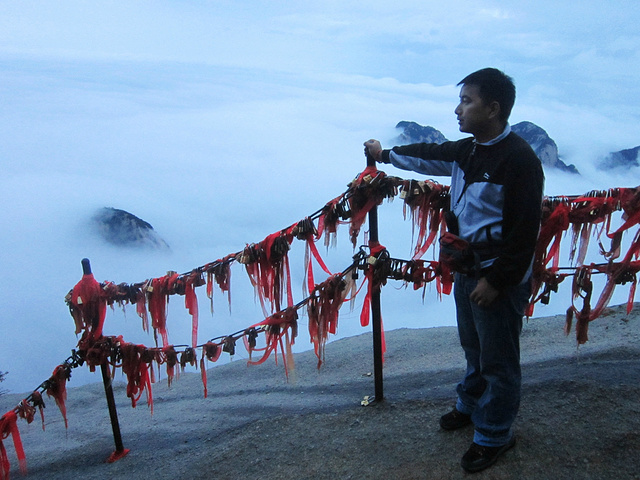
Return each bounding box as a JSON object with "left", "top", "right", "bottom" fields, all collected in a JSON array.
[{"left": 488, "top": 100, "right": 501, "bottom": 120}]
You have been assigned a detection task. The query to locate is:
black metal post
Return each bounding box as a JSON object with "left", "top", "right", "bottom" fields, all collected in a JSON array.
[
  {"left": 101, "top": 363, "right": 126, "bottom": 456},
  {"left": 365, "top": 158, "right": 384, "bottom": 403},
  {"left": 81, "top": 258, "right": 128, "bottom": 461}
]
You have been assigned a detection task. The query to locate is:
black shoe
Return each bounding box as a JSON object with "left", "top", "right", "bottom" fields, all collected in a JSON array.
[
  {"left": 439, "top": 407, "right": 472, "bottom": 430},
  {"left": 460, "top": 436, "right": 516, "bottom": 473}
]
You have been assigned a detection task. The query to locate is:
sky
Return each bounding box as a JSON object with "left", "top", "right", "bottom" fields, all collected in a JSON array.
[{"left": 1, "top": 1, "right": 639, "bottom": 393}]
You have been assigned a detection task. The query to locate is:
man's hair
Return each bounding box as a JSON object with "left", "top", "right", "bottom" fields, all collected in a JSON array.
[{"left": 458, "top": 68, "right": 515, "bottom": 124}]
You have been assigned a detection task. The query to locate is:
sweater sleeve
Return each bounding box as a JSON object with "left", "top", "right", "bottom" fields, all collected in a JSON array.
[{"left": 380, "top": 141, "right": 469, "bottom": 177}]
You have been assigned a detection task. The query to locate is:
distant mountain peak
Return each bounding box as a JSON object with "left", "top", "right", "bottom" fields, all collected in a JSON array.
[
  {"left": 395, "top": 121, "right": 447, "bottom": 145},
  {"left": 599, "top": 145, "right": 640, "bottom": 170},
  {"left": 92, "top": 207, "right": 170, "bottom": 249},
  {"left": 511, "top": 121, "right": 579, "bottom": 174}
]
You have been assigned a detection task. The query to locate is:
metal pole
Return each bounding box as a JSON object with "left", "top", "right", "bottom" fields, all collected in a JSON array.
[
  {"left": 81, "top": 258, "right": 128, "bottom": 461},
  {"left": 101, "top": 362, "right": 127, "bottom": 459},
  {"left": 365, "top": 158, "right": 384, "bottom": 402}
]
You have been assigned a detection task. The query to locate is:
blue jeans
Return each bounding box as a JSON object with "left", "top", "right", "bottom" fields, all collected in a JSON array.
[{"left": 453, "top": 273, "right": 530, "bottom": 447}]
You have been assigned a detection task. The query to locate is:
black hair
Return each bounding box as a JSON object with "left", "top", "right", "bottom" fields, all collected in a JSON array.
[{"left": 458, "top": 68, "right": 515, "bottom": 124}]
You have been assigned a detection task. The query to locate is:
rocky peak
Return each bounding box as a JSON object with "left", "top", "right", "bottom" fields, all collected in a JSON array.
[
  {"left": 599, "top": 146, "right": 640, "bottom": 170},
  {"left": 92, "top": 207, "right": 169, "bottom": 249},
  {"left": 511, "top": 121, "right": 579, "bottom": 174},
  {"left": 395, "top": 121, "right": 447, "bottom": 144}
]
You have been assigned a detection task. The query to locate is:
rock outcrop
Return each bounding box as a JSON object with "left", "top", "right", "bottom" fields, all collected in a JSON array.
[
  {"left": 599, "top": 146, "right": 640, "bottom": 170},
  {"left": 395, "top": 121, "right": 447, "bottom": 145},
  {"left": 511, "top": 121, "right": 579, "bottom": 174},
  {"left": 92, "top": 207, "right": 169, "bottom": 249}
]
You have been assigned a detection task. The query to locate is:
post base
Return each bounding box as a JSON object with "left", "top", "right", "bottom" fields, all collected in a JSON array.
[{"left": 106, "top": 448, "right": 130, "bottom": 463}]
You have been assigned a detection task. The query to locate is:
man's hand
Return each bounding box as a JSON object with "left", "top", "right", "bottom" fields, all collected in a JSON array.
[
  {"left": 364, "top": 139, "right": 382, "bottom": 163},
  {"left": 470, "top": 277, "right": 500, "bottom": 308}
]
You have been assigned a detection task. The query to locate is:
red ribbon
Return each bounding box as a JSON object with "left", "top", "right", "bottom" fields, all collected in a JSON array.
[
  {"left": 305, "top": 233, "right": 332, "bottom": 295},
  {"left": 0, "top": 411, "right": 26, "bottom": 479},
  {"left": 308, "top": 274, "right": 348, "bottom": 368},
  {"left": 69, "top": 272, "right": 107, "bottom": 343},
  {"left": 120, "top": 342, "right": 154, "bottom": 412},
  {"left": 148, "top": 274, "right": 179, "bottom": 348},
  {"left": 46, "top": 365, "right": 69, "bottom": 429},
  {"left": 184, "top": 275, "right": 199, "bottom": 349},
  {"left": 245, "top": 309, "right": 298, "bottom": 378},
  {"left": 348, "top": 167, "right": 387, "bottom": 247},
  {"left": 360, "top": 242, "right": 387, "bottom": 359}
]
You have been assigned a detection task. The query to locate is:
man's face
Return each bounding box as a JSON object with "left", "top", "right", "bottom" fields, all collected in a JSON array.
[{"left": 454, "top": 84, "right": 494, "bottom": 139}]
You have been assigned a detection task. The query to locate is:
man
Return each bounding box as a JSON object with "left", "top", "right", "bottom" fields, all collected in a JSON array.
[{"left": 364, "top": 68, "right": 544, "bottom": 473}]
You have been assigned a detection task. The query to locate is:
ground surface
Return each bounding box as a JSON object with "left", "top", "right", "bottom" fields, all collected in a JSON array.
[{"left": 2, "top": 303, "right": 640, "bottom": 479}]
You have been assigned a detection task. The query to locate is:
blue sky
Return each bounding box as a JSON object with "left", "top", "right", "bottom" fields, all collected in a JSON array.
[{"left": 1, "top": 1, "right": 639, "bottom": 393}]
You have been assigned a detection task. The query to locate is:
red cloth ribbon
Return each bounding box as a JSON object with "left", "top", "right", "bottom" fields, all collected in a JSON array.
[
  {"left": 359, "top": 242, "right": 387, "bottom": 360},
  {"left": 46, "top": 365, "right": 69, "bottom": 429},
  {"left": 308, "top": 274, "right": 349, "bottom": 368},
  {"left": 0, "top": 411, "right": 26, "bottom": 479},
  {"left": 243, "top": 232, "right": 294, "bottom": 317},
  {"left": 69, "top": 272, "right": 107, "bottom": 344},
  {"left": 299, "top": 224, "right": 333, "bottom": 295},
  {"left": 206, "top": 256, "right": 234, "bottom": 314},
  {"left": 348, "top": 167, "right": 387, "bottom": 247},
  {"left": 148, "top": 273, "right": 179, "bottom": 348},
  {"left": 120, "top": 342, "right": 153, "bottom": 412},
  {"left": 136, "top": 288, "right": 149, "bottom": 333},
  {"left": 245, "top": 308, "right": 298, "bottom": 378},
  {"left": 184, "top": 274, "right": 200, "bottom": 349},
  {"left": 401, "top": 180, "right": 449, "bottom": 261},
  {"left": 610, "top": 187, "right": 640, "bottom": 236},
  {"left": 161, "top": 346, "right": 179, "bottom": 387}
]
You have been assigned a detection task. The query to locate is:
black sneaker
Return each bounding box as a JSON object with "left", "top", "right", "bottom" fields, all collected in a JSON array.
[
  {"left": 460, "top": 436, "right": 516, "bottom": 473},
  {"left": 439, "top": 407, "right": 472, "bottom": 430}
]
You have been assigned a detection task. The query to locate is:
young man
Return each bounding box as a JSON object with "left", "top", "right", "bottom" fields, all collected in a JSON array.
[{"left": 364, "top": 68, "right": 544, "bottom": 473}]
